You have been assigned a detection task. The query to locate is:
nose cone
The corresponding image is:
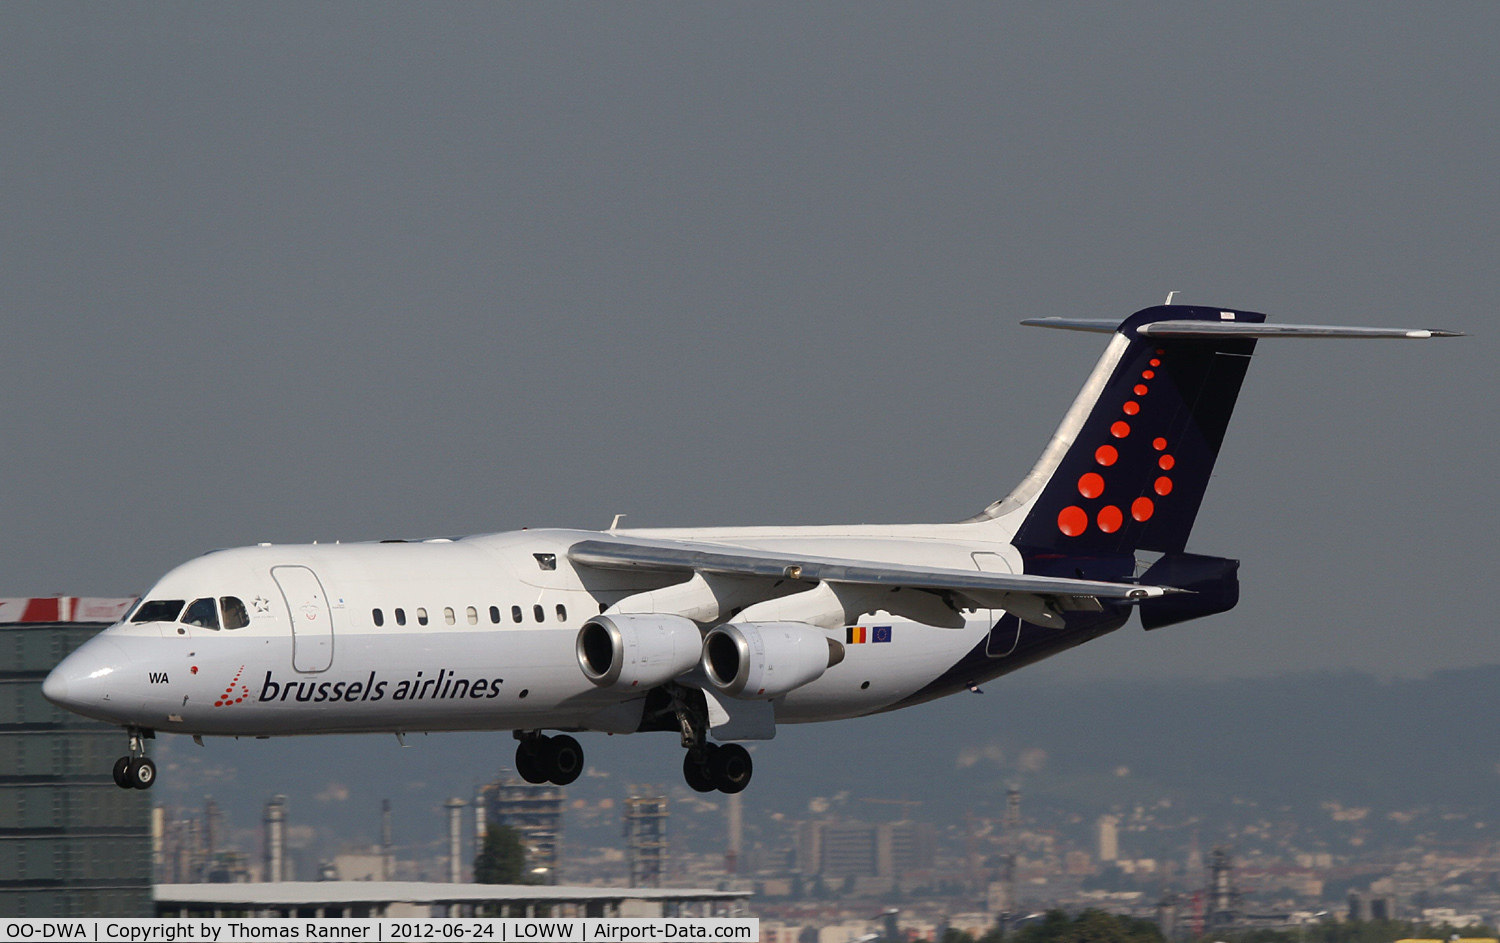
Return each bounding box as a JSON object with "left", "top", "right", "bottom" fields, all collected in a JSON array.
[
  {"left": 43, "top": 637, "right": 130, "bottom": 720},
  {"left": 41, "top": 667, "right": 69, "bottom": 704}
]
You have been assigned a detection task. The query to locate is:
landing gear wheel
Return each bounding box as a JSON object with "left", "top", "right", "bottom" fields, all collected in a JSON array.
[
  {"left": 515, "top": 739, "right": 550, "bottom": 784},
  {"left": 127, "top": 757, "right": 156, "bottom": 790},
  {"left": 683, "top": 743, "right": 718, "bottom": 793},
  {"left": 544, "top": 735, "right": 584, "bottom": 786},
  {"left": 710, "top": 743, "right": 752, "bottom": 794},
  {"left": 112, "top": 757, "right": 132, "bottom": 790}
]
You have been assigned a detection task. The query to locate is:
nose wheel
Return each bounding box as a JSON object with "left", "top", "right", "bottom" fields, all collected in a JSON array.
[
  {"left": 513, "top": 732, "right": 584, "bottom": 786},
  {"left": 112, "top": 727, "right": 156, "bottom": 790}
]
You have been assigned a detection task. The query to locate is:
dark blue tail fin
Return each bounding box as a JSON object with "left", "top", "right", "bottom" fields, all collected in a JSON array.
[{"left": 1010, "top": 305, "right": 1262, "bottom": 554}]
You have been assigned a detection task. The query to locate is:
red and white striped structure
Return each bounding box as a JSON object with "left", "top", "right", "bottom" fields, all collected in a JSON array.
[{"left": 0, "top": 597, "right": 136, "bottom": 624}]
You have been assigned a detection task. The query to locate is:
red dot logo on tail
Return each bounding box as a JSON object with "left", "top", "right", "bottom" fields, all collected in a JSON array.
[
  {"left": 1057, "top": 506, "right": 1088, "bottom": 537},
  {"left": 1132, "top": 497, "right": 1154, "bottom": 521},
  {"left": 1097, "top": 506, "right": 1123, "bottom": 533},
  {"left": 1078, "top": 473, "right": 1104, "bottom": 499}
]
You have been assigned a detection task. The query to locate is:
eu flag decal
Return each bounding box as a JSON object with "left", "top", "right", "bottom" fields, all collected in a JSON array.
[{"left": 872, "top": 625, "right": 893, "bottom": 643}]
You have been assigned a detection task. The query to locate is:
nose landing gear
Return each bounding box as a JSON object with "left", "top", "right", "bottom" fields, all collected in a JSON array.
[
  {"left": 112, "top": 727, "right": 156, "bottom": 790},
  {"left": 513, "top": 731, "right": 584, "bottom": 786}
]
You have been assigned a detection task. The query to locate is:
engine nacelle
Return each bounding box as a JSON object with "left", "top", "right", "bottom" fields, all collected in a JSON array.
[
  {"left": 701, "top": 622, "right": 843, "bottom": 700},
  {"left": 576, "top": 614, "right": 703, "bottom": 692}
]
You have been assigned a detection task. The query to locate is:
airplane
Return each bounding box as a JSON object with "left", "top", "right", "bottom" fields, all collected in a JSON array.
[{"left": 42, "top": 304, "right": 1457, "bottom": 794}]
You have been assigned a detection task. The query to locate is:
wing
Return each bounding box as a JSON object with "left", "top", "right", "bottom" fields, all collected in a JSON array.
[{"left": 569, "top": 535, "right": 1180, "bottom": 630}]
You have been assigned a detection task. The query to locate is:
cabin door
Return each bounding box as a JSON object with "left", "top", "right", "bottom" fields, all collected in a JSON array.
[{"left": 273, "top": 565, "right": 334, "bottom": 673}]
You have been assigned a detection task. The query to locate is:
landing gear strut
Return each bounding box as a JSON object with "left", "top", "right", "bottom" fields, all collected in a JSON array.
[
  {"left": 513, "top": 731, "right": 584, "bottom": 786},
  {"left": 112, "top": 727, "right": 156, "bottom": 790},
  {"left": 664, "top": 687, "right": 752, "bottom": 794}
]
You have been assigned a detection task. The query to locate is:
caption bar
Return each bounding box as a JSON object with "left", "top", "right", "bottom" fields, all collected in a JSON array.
[{"left": 0, "top": 920, "right": 758, "bottom": 943}]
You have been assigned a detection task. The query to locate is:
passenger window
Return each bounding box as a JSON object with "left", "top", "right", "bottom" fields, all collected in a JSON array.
[
  {"left": 556, "top": 604, "right": 567, "bottom": 622},
  {"left": 511, "top": 606, "right": 522, "bottom": 623},
  {"left": 182, "top": 598, "right": 220, "bottom": 630},
  {"left": 395, "top": 608, "right": 407, "bottom": 626},
  {"left": 444, "top": 607, "right": 456, "bottom": 625},
  {"left": 417, "top": 608, "right": 429, "bottom": 626},
  {"left": 131, "top": 600, "right": 185, "bottom": 623},
  {"left": 466, "top": 607, "right": 478, "bottom": 625},
  {"left": 372, "top": 608, "right": 384, "bottom": 627},
  {"left": 489, "top": 606, "right": 500, "bottom": 624},
  {"left": 221, "top": 597, "right": 250, "bottom": 630},
  {"left": 533, "top": 604, "right": 544, "bottom": 623}
]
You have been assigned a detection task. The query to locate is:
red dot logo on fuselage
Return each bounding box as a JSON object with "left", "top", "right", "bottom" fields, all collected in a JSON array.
[{"left": 213, "top": 665, "right": 250, "bottom": 708}]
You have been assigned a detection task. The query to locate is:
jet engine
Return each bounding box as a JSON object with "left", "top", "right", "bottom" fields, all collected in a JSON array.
[
  {"left": 575, "top": 614, "right": 703, "bottom": 692},
  {"left": 700, "top": 622, "right": 844, "bottom": 699}
]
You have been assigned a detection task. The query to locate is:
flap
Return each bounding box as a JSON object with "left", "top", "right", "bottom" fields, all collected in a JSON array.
[{"left": 702, "top": 689, "right": 777, "bottom": 741}]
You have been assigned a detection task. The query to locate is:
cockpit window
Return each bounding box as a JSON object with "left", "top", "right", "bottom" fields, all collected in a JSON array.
[
  {"left": 182, "top": 597, "right": 220, "bottom": 630},
  {"left": 221, "top": 597, "right": 250, "bottom": 630},
  {"left": 131, "top": 600, "right": 185, "bottom": 623}
]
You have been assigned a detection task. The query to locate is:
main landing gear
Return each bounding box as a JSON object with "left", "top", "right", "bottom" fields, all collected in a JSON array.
[
  {"left": 112, "top": 727, "right": 156, "bottom": 790},
  {"left": 683, "top": 742, "right": 752, "bottom": 794},
  {"left": 514, "top": 731, "right": 584, "bottom": 786},
  {"left": 668, "top": 687, "right": 752, "bottom": 794}
]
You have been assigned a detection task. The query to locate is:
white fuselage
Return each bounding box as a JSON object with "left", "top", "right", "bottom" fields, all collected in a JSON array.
[{"left": 44, "top": 523, "right": 1037, "bottom": 739}]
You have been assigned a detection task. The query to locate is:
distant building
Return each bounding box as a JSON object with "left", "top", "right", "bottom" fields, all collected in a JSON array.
[
  {"left": 334, "top": 853, "right": 387, "bottom": 882},
  {"left": 155, "top": 799, "right": 252, "bottom": 884},
  {"left": 0, "top": 597, "right": 150, "bottom": 916},
  {"left": 154, "top": 881, "right": 749, "bottom": 918},
  {"left": 476, "top": 776, "right": 564, "bottom": 884},
  {"left": 876, "top": 822, "right": 936, "bottom": 877},
  {"left": 623, "top": 791, "right": 668, "bottom": 889},
  {"left": 1207, "top": 847, "right": 1237, "bottom": 927},
  {"left": 796, "top": 820, "right": 935, "bottom": 879},
  {"left": 1097, "top": 815, "right": 1119, "bottom": 863},
  {"left": 798, "top": 822, "right": 876, "bottom": 878}
]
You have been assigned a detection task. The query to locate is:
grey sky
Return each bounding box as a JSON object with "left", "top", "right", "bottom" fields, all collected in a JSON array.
[{"left": 1, "top": 4, "right": 1494, "bottom": 680}]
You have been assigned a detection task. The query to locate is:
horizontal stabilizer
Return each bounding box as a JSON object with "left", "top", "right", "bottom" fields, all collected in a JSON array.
[
  {"left": 1021, "top": 315, "right": 1461, "bottom": 340},
  {"left": 1018, "top": 318, "right": 1122, "bottom": 334},
  {"left": 1138, "top": 321, "right": 1462, "bottom": 339}
]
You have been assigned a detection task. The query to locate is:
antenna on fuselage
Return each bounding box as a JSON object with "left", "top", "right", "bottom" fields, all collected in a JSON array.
[{"left": 609, "top": 514, "right": 627, "bottom": 533}]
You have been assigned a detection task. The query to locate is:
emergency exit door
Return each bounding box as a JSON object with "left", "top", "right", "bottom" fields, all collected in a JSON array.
[{"left": 273, "top": 565, "right": 334, "bottom": 672}]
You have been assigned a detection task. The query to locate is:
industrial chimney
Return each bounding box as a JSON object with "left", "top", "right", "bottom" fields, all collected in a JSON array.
[
  {"left": 444, "top": 798, "right": 467, "bottom": 883},
  {"left": 381, "top": 799, "right": 394, "bottom": 881},
  {"left": 263, "top": 795, "right": 287, "bottom": 883}
]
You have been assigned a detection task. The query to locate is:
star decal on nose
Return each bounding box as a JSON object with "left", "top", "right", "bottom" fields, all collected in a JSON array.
[{"left": 251, "top": 596, "right": 271, "bottom": 614}]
